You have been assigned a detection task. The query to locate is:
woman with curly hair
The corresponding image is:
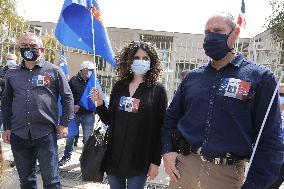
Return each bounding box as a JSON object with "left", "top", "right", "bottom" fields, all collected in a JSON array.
[{"left": 92, "top": 41, "right": 168, "bottom": 189}]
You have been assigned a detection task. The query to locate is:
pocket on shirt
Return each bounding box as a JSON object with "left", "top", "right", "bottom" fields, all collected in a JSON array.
[{"left": 222, "top": 97, "right": 251, "bottom": 116}]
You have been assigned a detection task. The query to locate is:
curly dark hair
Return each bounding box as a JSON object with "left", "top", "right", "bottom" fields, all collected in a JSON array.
[{"left": 116, "top": 41, "right": 163, "bottom": 86}]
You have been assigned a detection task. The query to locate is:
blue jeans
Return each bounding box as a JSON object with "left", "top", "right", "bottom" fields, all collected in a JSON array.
[
  {"left": 107, "top": 175, "right": 147, "bottom": 189},
  {"left": 63, "top": 113, "right": 95, "bottom": 158},
  {"left": 10, "top": 131, "right": 61, "bottom": 189}
]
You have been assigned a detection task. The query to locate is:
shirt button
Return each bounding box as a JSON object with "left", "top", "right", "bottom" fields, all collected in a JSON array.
[
  {"left": 27, "top": 112, "right": 30, "bottom": 114},
  {"left": 28, "top": 123, "right": 30, "bottom": 125},
  {"left": 209, "top": 101, "right": 213, "bottom": 105},
  {"left": 30, "top": 70, "right": 32, "bottom": 72},
  {"left": 212, "top": 85, "right": 216, "bottom": 89}
]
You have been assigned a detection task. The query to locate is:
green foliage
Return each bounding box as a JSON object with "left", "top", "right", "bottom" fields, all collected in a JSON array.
[
  {"left": 0, "top": 0, "right": 27, "bottom": 65},
  {"left": 0, "top": 0, "right": 26, "bottom": 40},
  {"left": 266, "top": 0, "right": 284, "bottom": 41},
  {"left": 42, "top": 34, "right": 57, "bottom": 63}
]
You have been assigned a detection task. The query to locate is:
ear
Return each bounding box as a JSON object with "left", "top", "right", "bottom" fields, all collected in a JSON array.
[{"left": 39, "top": 48, "right": 45, "bottom": 54}]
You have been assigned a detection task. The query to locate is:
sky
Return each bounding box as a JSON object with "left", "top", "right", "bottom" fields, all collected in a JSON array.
[{"left": 16, "top": 0, "right": 273, "bottom": 38}]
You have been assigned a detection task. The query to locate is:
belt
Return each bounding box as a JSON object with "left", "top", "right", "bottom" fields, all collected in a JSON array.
[
  {"left": 190, "top": 147, "right": 244, "bottom": 165},
  {"left": 199, "top": 154, "right": 243, "bottom": 165}
]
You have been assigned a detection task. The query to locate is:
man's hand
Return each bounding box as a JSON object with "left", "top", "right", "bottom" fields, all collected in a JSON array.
[
  {"left": 147, "top": 163, "right": 159, "bottom": 181},
  {"left": 2, "top": 130, "right": 11, "bottom": 144},
  {"left": 163, "top": 152, "right": 180, "bottom": 182},
  {"left": 74, "top": 105, "right": 80, "bottom": 113},
  {"left": 57, "top": 126, "right": 68, "bottom": 139}
]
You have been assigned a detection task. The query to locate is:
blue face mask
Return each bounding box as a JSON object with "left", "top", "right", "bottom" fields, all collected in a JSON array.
[
  {"left": 131, "top": 60, "right": 150, "bottom": 75},
  {"left": 203, "top": 30, "right": 234, "bottom": 61},
  {"left": 6, "top": 60, "right": 16, "bottom": 68},
  {"left": 280, "top": 96, "right": 284, "bottom": 105}
]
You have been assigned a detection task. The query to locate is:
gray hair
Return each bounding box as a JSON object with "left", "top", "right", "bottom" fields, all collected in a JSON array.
[{"left": 18, "top": 32, "right": 44, "bottom": 48}]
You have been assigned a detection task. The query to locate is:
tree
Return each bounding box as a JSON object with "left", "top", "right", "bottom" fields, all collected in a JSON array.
[
  {"left": 42, "top": 34, "right": 57, "bottom": 63},
  {"left": 266, "top": 0, "right": 284, "bottom": 41},
  {"left": 0, "top": 0, "right": 26, "bottom": 64}
]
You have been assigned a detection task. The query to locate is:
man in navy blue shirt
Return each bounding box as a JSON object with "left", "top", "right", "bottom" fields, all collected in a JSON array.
[{"left": 162, "top": 13, "right": 284, "bottom": 189}]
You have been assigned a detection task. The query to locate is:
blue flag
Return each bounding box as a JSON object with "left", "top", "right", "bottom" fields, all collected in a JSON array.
[
  {"left": 55, "top": 0, "right": 116, "bottom": 67},
  {"left": 79, "top": 71, "right": 108, "bottom": 112},
  {"left": 58, "top": 48, "right": 78, "bottom": 137},
  {"left": 58, "top": 48, "right": 69, "bottom": 77}
]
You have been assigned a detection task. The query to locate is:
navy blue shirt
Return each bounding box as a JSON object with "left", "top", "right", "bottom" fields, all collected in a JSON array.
[
  {"left": 162, "top": 53, "right": 284, "bottom": 188},
  {"left": 2, "top": 59, "right": 74, "bottom": 139}
]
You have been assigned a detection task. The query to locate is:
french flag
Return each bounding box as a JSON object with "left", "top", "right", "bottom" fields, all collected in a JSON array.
[{"left": 237, "top": 0, "right": 246, "bottom": 29}]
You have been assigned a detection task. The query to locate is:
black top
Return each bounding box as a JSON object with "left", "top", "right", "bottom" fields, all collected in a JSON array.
[
  {"left": 69, "top": 72, "right": 94, "bottom": 114},
  {"left": 1, "top": 59, "right": 74, "bottom": 139},
  {"left": 96, "top": 79, "right": 168, "bottom": 178},
  {"left": 0, "top": 66, "right": 9, "bottom": 97}
]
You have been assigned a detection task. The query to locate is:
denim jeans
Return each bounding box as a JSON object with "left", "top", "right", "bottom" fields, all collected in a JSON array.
[
  {"left": 63, "top": 113, "right": 95, "bottom": 158},
  {"left": 107, "top": 175, "right": 147, "bottom": 189},
  {"left": 10, "top": 131, "right": 61, "bottom": 189}
]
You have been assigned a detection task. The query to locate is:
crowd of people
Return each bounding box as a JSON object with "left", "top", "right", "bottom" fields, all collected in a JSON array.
[{"left": 0, "top": 12, "right": 283, "bottom": 189}]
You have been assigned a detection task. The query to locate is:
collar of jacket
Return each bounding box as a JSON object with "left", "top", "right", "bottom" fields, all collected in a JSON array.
[{"left": 77, "top": 71, "right": 89, "bottom": 83}]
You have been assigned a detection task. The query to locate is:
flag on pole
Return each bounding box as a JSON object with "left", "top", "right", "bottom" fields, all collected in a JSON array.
[
  {"left": 58, "top": 48, "right": 78, "bottom": 137},
  {"left": 237, "top": 0, "right": 246, "bottom": 29},
  {"left": 58, "top": 48, "right": 69, "bottom": 78},
  {"left": 79, "top": 71, "right": 108, "bottom": 112},
  {"left": 55, "top": 0, "right": 116, "bottom": 67}
]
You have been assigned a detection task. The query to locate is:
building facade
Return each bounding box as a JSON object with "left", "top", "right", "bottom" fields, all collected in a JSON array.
[{"left": 1, "top": 21, "right": 282, "bottom": 100}]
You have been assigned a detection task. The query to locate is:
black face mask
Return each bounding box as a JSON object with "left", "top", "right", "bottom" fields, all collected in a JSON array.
[{"left": 20, "top": 48, "right": 40, "bottom": 61}]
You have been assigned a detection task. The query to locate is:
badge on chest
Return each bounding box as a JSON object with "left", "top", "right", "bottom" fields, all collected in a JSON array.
[
  {"left": 32, "top": 75, "right": 52, "bottom": 87},
  {"left": 218, "top": 78, "right": 251, "bottom": 101},
  {"left": 119, "top": 96, "right": 141, "bottom": 113}
]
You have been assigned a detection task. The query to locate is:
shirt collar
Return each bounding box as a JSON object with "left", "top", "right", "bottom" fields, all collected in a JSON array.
[
  {"left": 21, "top": 58, "right": 45, "bottom": 69},
  {"left": 207, "top": 53, "right": 244, "bottom": 70},
  {"left": 228, "top": 53, "right": 244, "bottom": 68}
]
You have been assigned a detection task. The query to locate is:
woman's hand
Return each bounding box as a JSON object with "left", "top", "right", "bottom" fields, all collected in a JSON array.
[
  {"left": 91, "top": 87, "right": 103, "bottom": 106},
  {"left": 147, "top": 163, "right": 159, "bottom": 181}
]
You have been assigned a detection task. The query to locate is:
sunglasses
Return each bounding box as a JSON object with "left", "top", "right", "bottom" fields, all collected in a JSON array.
[{"left": 130, "top": 41, "right": 152, "bottom": 48}]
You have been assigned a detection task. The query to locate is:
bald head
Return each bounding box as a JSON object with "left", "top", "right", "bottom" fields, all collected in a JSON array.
[
  {"left": 206, "top": 13, "right": 236, "bottom": 30},
  {"left": 18, "top": 32, "right": 43, "bottom": 48}
]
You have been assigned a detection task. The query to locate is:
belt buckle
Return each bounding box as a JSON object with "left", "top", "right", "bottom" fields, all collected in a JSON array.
[
  {"left": 200, "top": 155, "right": 207, "bottom": 162},
  {"left": 214, "top": 158, "right": 221, "bottom": 165}
]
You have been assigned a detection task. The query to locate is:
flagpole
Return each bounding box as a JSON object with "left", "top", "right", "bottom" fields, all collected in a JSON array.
[
  {"left": 235, "top": 37, "right": 240, "bottom": 54},
  {"left": 90, "top": 1, "right": 97, "bottom": 89},
  {"left": 243, "top": 69, "right": 284, "bottom": 183}
]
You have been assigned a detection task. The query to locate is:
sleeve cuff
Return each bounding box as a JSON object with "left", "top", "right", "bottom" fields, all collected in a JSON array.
[
  {"left": 3, "top": 124, "right": 11, "bottom": 130},
  {"left": 161, "top": 143, "right": 174, "bottom": 155}
]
